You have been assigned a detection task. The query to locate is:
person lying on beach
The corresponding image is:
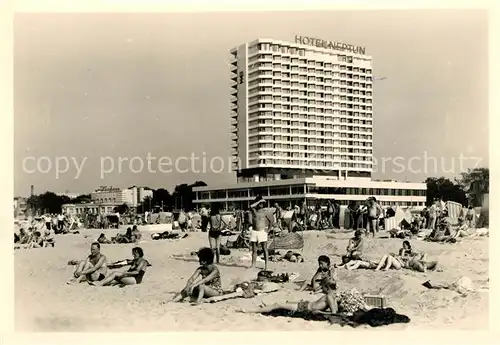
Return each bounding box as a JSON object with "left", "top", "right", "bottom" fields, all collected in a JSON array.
[
  {"left": 344, "top": 259, "right": 378, "bottom": 270},
  {"left": 427, "top": 219, "right": 459, "bottom": 243},
  {"left": 340, "top": 230, "right": 364, "bottom": 265},
  {"left": 172, "top": 247, "right": 223, "bottom": 305},
  {"left": 450, "top": 218, "right": 474, "bottom": 239},
  {"left": 269, "top": 250, "right": 304, "bottom": 263},
  {"left": 374, "top": 240, "right": 420, "bottom": 271},
  {"left": 300, "top": 255, "right": 336, "bottom": 292},
  {"left": 89, "top": 247, "right": 148, "bottom": 286},
  {"left": 67, "top": 242, "right": 108, "bottom": 284},
  {"left": 240, "top": 277, "right": 339, "bottom": 316},
  {"left": 151, "top": 231, "right": 188, "bottom": 240}
]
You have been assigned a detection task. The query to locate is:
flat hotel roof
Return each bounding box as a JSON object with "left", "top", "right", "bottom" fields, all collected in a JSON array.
[{"left": 193, "top": 178, "right": 426, "bottom": 192}]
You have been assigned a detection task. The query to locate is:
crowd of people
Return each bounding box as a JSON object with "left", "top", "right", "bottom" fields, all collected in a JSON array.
[{"left": 12, "top": 192, "right": 485, "bottom": 327}]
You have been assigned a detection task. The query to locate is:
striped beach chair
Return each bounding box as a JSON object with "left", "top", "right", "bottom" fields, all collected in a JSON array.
[
  {"left": 384, "top": 216, "right": 397, "bottom": 230},
  {"left": 446, "top": 201, "right": 463, "bottom": 224}
]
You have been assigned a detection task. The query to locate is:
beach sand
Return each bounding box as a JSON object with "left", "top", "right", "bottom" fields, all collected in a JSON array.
[{"left": 15, "top": 229, "right": 489, "bottom": 331}]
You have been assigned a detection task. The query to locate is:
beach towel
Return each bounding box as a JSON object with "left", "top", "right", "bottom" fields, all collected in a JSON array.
[{"left": 204, "top": 282, "right": 280, "bottom": 303}]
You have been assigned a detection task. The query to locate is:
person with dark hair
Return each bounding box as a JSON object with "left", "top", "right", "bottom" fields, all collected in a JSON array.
[
  {"left": 375, "top": 240, "right": 431, "bottom": 271},
  {"left": 172, "top": 247, "right": 223, "bottom": 305},
  {"left": 340, "top": 230, "right": 365, "bottom": 265},
  {"left": 89, "top": 247, "right": 148, "bottom": 286},
  {"left": 300, "top": 255, "right": 336, "bottom": 292},
  {"left": 249, "top": 196, "right": 272, "bottom": 270},
  {"left": 347, "top": 201, "right": 358, "bottom": 230},
  {"left": 239, "top": 277, "right": 339, "bottom": 315},
  {"left": 67, "top": 242, "right": 108, "bottom": 284},
  {"left": 131, "top": 225, "right": 142, "bottom": 242},
  {"left": 199, "top": 204, "right": 210, "bottom": 232},
  {"left": 208, "top": 203, "right": 226, "bottom": 263},
  {"left": 367, "top": 197, "right": 383, "bottom": 237}
]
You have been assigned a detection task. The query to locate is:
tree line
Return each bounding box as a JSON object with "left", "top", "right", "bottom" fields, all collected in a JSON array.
[{"left": 26, "top": 181, "right": 207, "bottom": 215}]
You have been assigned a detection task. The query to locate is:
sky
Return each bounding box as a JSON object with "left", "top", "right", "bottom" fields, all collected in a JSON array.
[{"left": 14, "top": 10, "right": 489, "bottom": 197}]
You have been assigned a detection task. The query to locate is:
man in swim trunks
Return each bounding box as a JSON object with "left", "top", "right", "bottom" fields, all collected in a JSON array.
[
  {"left": 67, "top": 242, "right": 108, "bottom": 284},
  {"left": 250, "top": 196, "right": 272, "bottom": 271}
]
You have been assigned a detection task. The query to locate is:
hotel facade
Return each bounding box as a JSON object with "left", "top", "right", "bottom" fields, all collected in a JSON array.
[{"left": 193, "top": 36, "right": 426, "bottom": 209}]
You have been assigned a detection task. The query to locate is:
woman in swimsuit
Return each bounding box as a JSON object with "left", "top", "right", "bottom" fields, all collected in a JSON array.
[
  {"left": 208, "top": 203, "right": 225, "bottom": 264},
  {"left": 375, "top": 240, "right": 418, "bottom": 271},
  {"left": 90, "top": 247, "right": 148, "bottom": 286},
  {"left": 172, "top": 247, "right": 223, "bottom": 305}
]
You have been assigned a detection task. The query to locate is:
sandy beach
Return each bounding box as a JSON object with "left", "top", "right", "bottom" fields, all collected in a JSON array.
[{"left": 15, "top": 229, "right": 489, "bottom": 332}]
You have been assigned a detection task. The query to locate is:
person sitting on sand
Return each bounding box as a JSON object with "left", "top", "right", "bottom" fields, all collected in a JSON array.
[
  {"left": 112, "top": 227, "right": 133, "bottom": 243},
  {"left": 300, "top": 255, "right": 336, "bottom": 292},
  {"left": 340, "top": 230, "right": 364, "bottom": 265},
  {"left": 28, "top": 231, "right": 44, "bottom": 249},
  {"left": 17, "top": 227, "right": 31, "bottom": 244},
  {"left": 97, "top": 233, "right": 112, "bottom": 244},
  {"left": 449, "top": 218, "right": 474, "bottom": 239},
  {"left": 90, "top": 247, "right": 148, "bottom": 286},
  {"left": 172, "top": 247, "right": 223, "bottom": 305},
  {"left": 131, "top": 225, "right": 142, "bottom": 242},
  {"left": 241, "top": 277, "right": 339, "bottom": 315},
  {"left": 67, "top": 242, "right": 108, "bottom": 284},
  {"left": 375, "top": 240, "right": 419, "bottom": 271},
  {"left": 464, "top": 206, "right": 476, "bottom": 228},
  {"left": 43, "top": 227, "right": 56, "bottom": 247}
]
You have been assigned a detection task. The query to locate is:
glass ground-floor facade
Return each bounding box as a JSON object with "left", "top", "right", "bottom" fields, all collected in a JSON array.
[{"left": 193, "top": 177, "right": 426, "bottom": 211}]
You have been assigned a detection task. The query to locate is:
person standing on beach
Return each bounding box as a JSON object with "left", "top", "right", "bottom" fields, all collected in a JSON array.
[
  {"left": 367, "top": 197, "right": 383, "bottom": 237},
  {"left": 200, "top": 204, "right": 210, "bottom": 232},
  {"left": 208, "top": 203, "right": 226, "bottom": 264},
  {"left": 250, "top": 196, "right": 272, "bottom": 271},
  {"left": 43, "top": 214, "right": 52, "bottom": 231},
  {"left": 273, "top": 202, "right": 283, "bottom": 232},
  {"left": 428, "top": 202, "right": 437, "bottom": 231}
]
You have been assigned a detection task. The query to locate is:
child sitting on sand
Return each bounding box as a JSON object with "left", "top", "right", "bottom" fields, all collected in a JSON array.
[
  {"left": 299, "top": 255, "right": 336, "bottom": 292},
  {"left": 172, "top": 247, "right": 223, "bottom": 305}
]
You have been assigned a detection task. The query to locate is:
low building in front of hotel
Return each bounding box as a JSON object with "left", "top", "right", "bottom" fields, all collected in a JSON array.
[
  {"left": 63, "top": 186, "right": 154, "bottom": 216},
  {"left": 193, "top": 176, "right": 426, "bottom": 210},
  {"left": 62, "top": 202, "right": 117, "bottom": 216}
]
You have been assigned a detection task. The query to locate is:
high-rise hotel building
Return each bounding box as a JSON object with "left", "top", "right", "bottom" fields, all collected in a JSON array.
[
  {"left": 193, "top": 36, "right": 426, "bottom": 211},
  {"left": 230, "top": 36, "right": 374, "bottom": 182}
]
